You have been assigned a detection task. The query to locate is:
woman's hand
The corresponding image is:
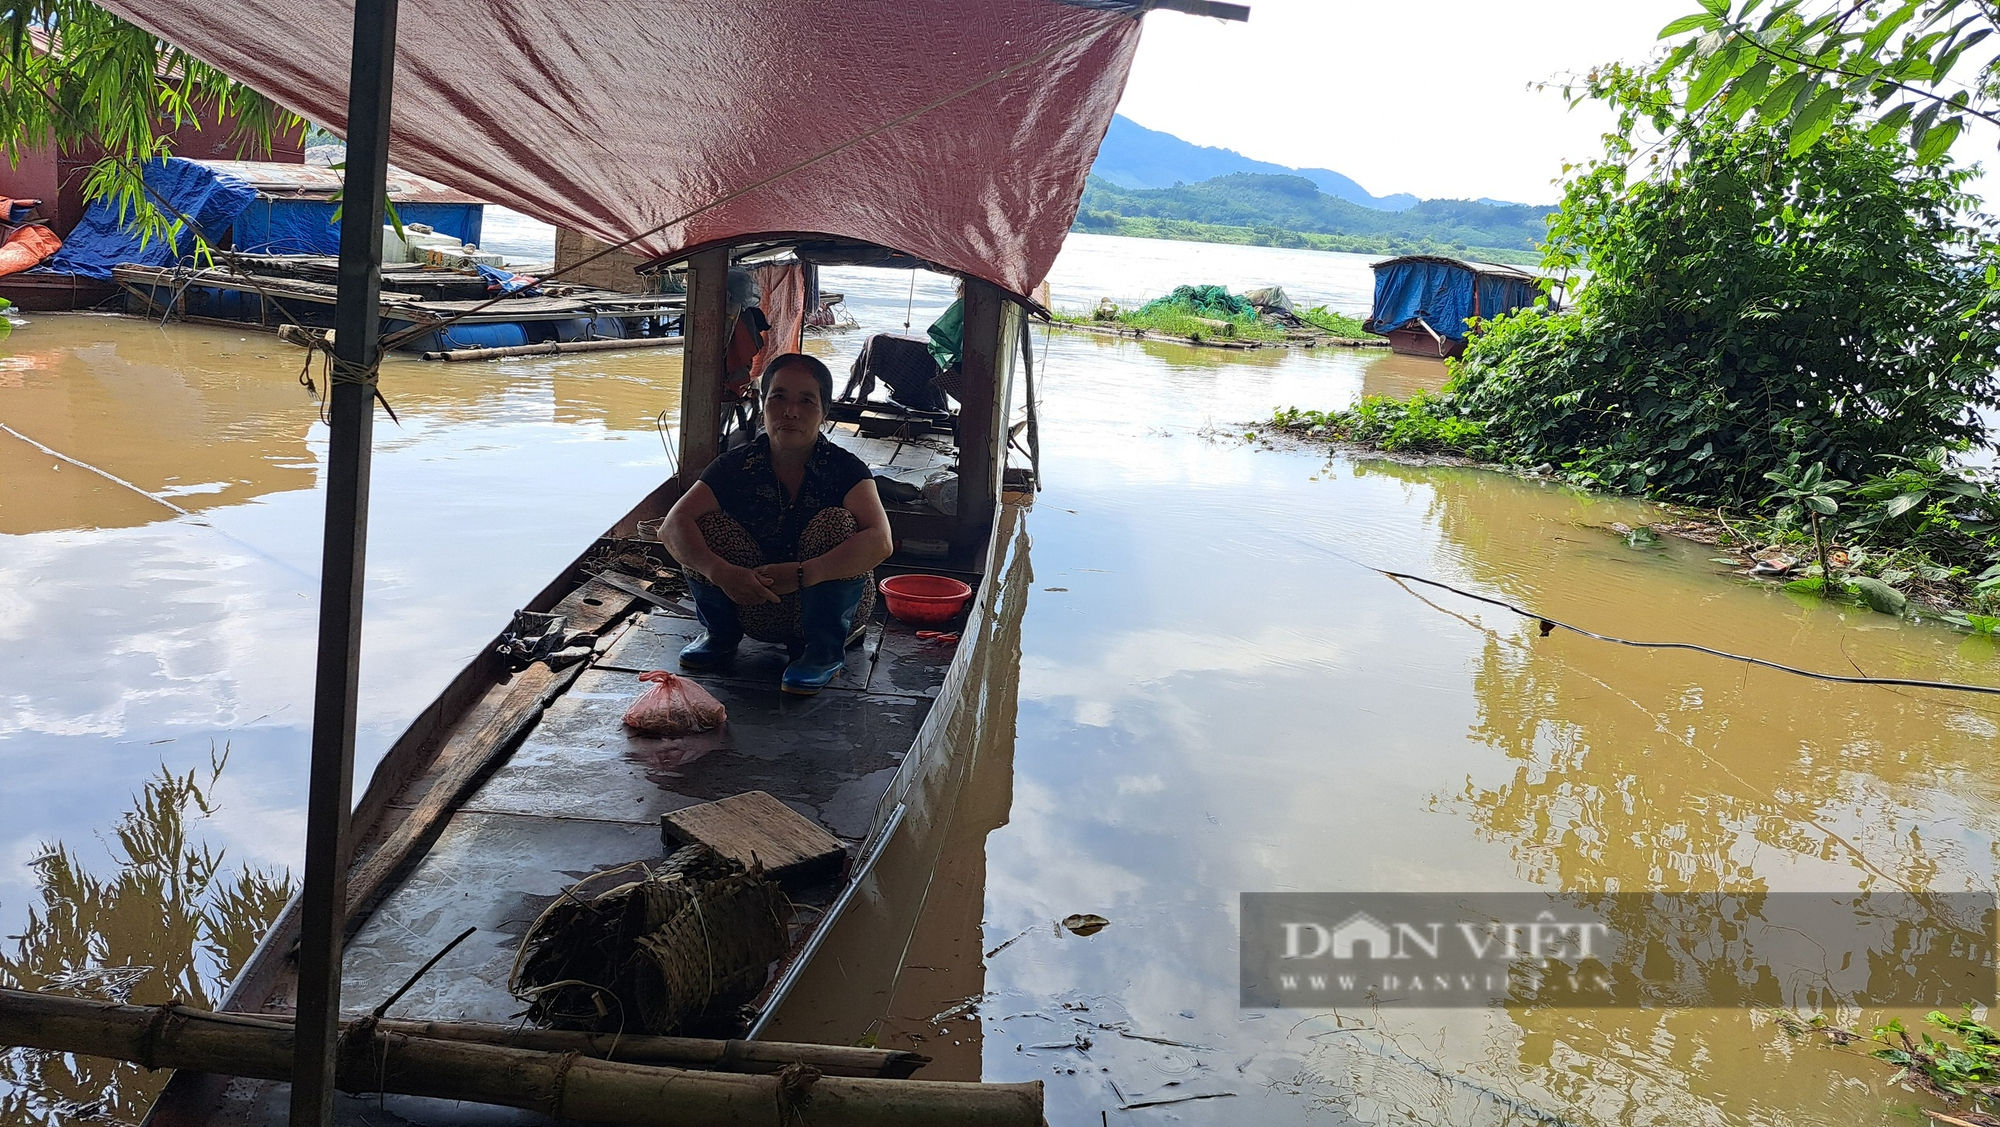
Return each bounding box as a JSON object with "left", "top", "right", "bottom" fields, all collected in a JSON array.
[
  {"left": 754, "top": 561, "right": 803, "bottom": 597},
  {"left": 715, "top": 563, "right": 781, "bottom": 606}
]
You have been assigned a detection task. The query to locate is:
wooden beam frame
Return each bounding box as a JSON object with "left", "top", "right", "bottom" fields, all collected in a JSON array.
[
  {"left": 956, "top": 279, "right": 1007, "bottom": 540},
  {"left": 292, "top": 2, "right": 397, "bottom": 1124},
  {"left": 678, "top": 247, "right": 729, "bottom": 478}
]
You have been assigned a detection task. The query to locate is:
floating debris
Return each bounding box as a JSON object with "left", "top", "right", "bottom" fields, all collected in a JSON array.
[{"left": 1061, "top": 913, "right": 1110, "bottom": 937}]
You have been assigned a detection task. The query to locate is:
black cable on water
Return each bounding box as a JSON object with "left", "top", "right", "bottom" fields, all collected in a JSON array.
[
  {"left": 1380, "top": 568, "right": 2000, "bottom": 696},
  {"left": 1296, "top": 537, "right": 2000, "bottom": 697}
]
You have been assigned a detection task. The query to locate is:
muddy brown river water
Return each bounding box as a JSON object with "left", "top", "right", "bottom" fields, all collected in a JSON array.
[{"left": 6, "top": 239, "right": 2000, "bottom": 1126}]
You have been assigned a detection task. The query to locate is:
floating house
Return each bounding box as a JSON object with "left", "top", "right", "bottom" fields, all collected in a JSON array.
[
  {"left": 47, "top": 157, "right": 484, "bottom": 280},
  {"left": 32, "top": 156, "right": 682, "bottom": 351},
  {"left": 1363, "top": 255, "right": 1546, "bottom": 358},
  {"left": 205, "top": 160, "right": 486, "bottom": 255}
]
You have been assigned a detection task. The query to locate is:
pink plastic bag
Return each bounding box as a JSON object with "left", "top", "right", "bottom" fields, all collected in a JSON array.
[{"left": 621, "top": 671, "right": 727, "bottom": 737}]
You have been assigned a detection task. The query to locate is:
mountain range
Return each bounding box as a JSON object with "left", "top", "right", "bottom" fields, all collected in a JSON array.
[
  {"left": 1078, "top": 116, "right": 1554, "bottom": 262},
  {"left": 1090, "top": 116, "right": 1440, "bottom": 211}
]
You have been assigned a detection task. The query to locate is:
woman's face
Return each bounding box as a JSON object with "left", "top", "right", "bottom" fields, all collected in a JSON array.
[{"left": 762, "top": 364, "right": 825, "bottom": 453}]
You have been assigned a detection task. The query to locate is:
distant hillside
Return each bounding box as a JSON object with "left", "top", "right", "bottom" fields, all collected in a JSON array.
[
  {"left": 1072, "top": 173, "right": 1554, "bottom": 264},
  {"left": 1091, "top": 115, "right": 1421, "bottom": 211}
]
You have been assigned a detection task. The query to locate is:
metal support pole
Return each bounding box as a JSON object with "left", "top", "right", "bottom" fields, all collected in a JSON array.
[{"left": 291, "top": 1, "right": 397, "bottom": 1124}]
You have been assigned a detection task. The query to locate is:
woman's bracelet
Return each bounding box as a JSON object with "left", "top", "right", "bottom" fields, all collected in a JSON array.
[{"left": 797, "top": 561, "right": 807, "bottom": 590}]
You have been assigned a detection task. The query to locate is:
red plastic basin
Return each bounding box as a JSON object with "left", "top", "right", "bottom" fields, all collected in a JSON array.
[{"left": 880, "top": 573, "right": 973, "bottom": 626}]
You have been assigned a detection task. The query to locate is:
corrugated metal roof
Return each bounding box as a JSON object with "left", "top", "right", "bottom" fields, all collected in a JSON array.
[
  {"left": 182, "top": 159, "right": 486, "bottom": 206},
  {"left": 1370, "top": 254, "right": 1543, "bottom": 282}
]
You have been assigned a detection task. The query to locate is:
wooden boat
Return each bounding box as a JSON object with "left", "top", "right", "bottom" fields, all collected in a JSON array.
[
  {"left": 36, "top": 2, "right": 1232, "bottom": 1120},
  {"left": 142, "top": 249, "right": 1034, "bottom": 1126}
]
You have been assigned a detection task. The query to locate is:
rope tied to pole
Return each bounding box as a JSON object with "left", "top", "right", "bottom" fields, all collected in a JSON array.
[
  {"left": 774, "top": 1061, "right": 821, "bottom": 1125},
  {"left": 296, "top": 340, "right": 400, "bottom": 426},
  {"left": 138, "top": 1002, "right": 178, "bottom": 1072},
  {"left": 549, "top": 1049, "right": 584, "bottom": 1120}
]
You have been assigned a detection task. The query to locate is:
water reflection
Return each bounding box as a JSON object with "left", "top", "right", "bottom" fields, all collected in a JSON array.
[
  {"left": 0, "top": 751, "right": 290, "bottom": 1127},
  {"left": 778, "top": 311, "right": 2000, "bottom": 1124},
  {"left": 763, "top": 507, "right": 1032, "bottom": 1080},
  {"left": 0, "top": 314, "right": 681, "bottom": 997}
]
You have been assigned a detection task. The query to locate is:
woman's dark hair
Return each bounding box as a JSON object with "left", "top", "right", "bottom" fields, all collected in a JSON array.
[{"left": 759, "top": 352, "right": 833, "bottom": 406}]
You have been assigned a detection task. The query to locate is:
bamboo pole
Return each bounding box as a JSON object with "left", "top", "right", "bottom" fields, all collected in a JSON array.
[
  {"left": 0, "top": 989, "right": 923, "bottom": 1078},
  {"left": 420, "top": 335, "right": 684, "bottom": 362},
  {"left": 0, "top": 990, "right": 1040, "bottom": 1127},
  {"left": 366, "top": 1017, "right": 929, "bottom": 1078}
]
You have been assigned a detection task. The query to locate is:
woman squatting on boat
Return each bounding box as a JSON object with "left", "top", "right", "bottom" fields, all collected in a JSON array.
[{"left": 660, "top": 353, "right": 897, "bottom": 695}]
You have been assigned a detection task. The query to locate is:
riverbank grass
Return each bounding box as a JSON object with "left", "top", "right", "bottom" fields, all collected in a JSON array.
[
  {"left": 1069, "top": 303, "right": 1290, "bottom": 344},
  {"left": 1273, "top": 395, "right": 1483, "bottom": 454},
  {"left": 1056, "top": 300, "right": 1374, "bottom": 346},
  {"left": 1269, "top": 395, "right": 2000, "bottom": 621}
]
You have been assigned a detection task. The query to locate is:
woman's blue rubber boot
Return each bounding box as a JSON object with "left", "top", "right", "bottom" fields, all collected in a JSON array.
[
  {"left": 782, "top": 577, "right": 866, "bottom": 695},
  {"left": 679, "top": 577, "right": 743, "bottom": 670}
]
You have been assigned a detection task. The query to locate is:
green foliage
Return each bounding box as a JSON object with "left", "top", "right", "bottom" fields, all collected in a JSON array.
[
  {"left": 1451, "top": 72, "right": 2000, "bottom": 507},
  {"left": 1763, "top": 459, "right": 1849, "bottom": 529},
  {"left": 1140, "top": 284, "right": 1254, "bottom": 320},
  {"left": 1074, "top": 174, "right": 1552, "bottom": 263},
  {"left": 1121, "top": 303, "right": 1284, "bottom": 342},
  {"left": 1848, "top": 450, "right": 2000, "bottom": 552},
  {"left": 1870, "top": 1009, "right": 2000, "bottom": 1107},
  {"left": 1057, "top": 286, "right": 1297, "bottom": 342},
  {"left": 0, "top": 749, "right": 293, "bottom": 1126},
  {"left": 1273, "top": 392, "right": 1485, "bottom": 454},
  {"left": 0, "top": 2, "right": 306, "bottom": 252},
  {"left": 1651, "top": 1, "right": 2000, "bottom": 163},
  {"left": 1296, "top": 305, "right": 1371, "bottom": 338},
  {"left": 1073, "top": 210, "right": 1542, "bottom": 265}
]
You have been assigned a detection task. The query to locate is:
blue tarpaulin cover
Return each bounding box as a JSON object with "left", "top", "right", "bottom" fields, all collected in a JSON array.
[
  {"left": 1364, "top": 257, "right": 1540, "bottom": 343},
  {"left": 230, "top": 199, "right": 482, "bottom": 256},
  {"left": 47, "top": 159, "right": 258, "bottom": 280}
]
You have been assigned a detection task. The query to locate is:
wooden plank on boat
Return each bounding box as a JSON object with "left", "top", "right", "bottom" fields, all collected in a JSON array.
[
  {"left": 661, "top": 790, "right": 847, "bottom": 883},
  {"left": 342, "top": 577, "right": 642, "bottom": 928}
]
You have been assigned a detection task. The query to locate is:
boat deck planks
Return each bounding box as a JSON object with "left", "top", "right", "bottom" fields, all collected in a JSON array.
[
  {"left": 337, "top": 601, "right": 953, "bottom": 1020},
  {"left": 340, "top": 576, "right": 645, "bottom": 929}
]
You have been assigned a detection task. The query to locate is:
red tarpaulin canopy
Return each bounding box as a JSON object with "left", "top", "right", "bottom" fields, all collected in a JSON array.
[{"left": 91, "top": 0, "right": 1148, "bottom": 298}]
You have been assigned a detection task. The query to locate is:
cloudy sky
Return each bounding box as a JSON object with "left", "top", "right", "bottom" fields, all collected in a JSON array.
[{"left": 1113, "top": 0, "right": 1996, "bottom": 207}]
